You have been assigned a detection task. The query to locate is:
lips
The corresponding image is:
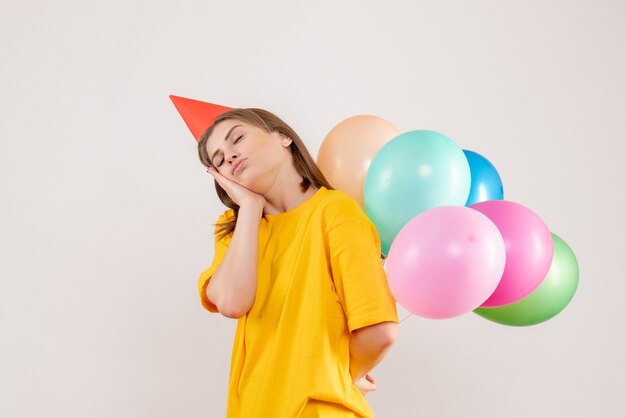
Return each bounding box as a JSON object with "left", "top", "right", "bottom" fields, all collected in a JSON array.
[{"left": 232, "top": 159, "right": 246, "bottom": 175}]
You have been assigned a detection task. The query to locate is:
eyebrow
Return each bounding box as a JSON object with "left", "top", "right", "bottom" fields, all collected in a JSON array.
[{"left": 210, "top": 124, "right": 242, "bottom": 164}]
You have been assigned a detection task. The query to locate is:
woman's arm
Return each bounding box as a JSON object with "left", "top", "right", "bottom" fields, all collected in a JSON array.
[
  {"left": 206, "top": 203, "right": 263, "bottom": 318},
  {"left": 349, "top": 321, "right": 398, "bottom": 382},
  {"left": 204, "top": 166, "right": 265, "bottom": 318}
]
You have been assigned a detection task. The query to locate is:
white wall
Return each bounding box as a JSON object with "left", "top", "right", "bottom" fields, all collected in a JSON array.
[{"left": 1, "top": 0, "right": 624, "bottom": 417}]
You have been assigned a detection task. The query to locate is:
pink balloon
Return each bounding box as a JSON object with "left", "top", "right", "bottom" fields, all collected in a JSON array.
[
  {"left": 386, "top": 206, "right": 506, "bottom": 319},
  {"left": 470, "top": 200, "right": 553, "bottom": 308}
]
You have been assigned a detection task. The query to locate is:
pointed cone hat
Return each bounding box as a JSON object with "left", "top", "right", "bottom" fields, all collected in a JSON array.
[{"left": 169, "top": 95, "right": 234, "bottom": 142}]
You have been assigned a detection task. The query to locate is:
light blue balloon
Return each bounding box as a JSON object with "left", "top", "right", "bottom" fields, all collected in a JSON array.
[
  {"left": 463, "top": 149, "right": 504, "bottom": 206},
  {"left": 364, "top": 130, "right": 471, "bottom": 255}
]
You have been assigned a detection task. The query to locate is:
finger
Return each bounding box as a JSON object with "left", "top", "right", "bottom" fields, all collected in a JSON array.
[
  {"left": 208, "top": 167, "right": 222, "bottom": 179},
  {"left": 210, "top": 168, "right": 234, "bottom": 187},
  {"left": 207, "top": 167, "right": 218, "bottom": 180},
  {"left": 359, "top": 381, "right": 374, "bottom": 391},
  {"left": 208, "top": 168, "right": 229, "bottom": 187},
  {"left": 209, "top": 172, "right": 225, "bottom": 188}
]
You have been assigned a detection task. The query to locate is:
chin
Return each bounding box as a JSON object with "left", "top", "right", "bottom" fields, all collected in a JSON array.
[
  {"left": 244, "top": 179, "right": 267, "bottom": 195},
  {"left": 245, "top": 168, "right": 276, "bottom": 194},
  {"left": 234, "top": 176, "right": 255, "bottom": 190}
]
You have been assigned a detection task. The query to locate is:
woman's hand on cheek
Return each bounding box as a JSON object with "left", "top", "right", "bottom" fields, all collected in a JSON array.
[{"left": 207, "top": 167, "right": 266, "bottom": 211}]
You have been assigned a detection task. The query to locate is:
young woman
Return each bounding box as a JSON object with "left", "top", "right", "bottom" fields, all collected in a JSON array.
[{"left": 196, "top": 108, "right": 399, "bottom": 417}]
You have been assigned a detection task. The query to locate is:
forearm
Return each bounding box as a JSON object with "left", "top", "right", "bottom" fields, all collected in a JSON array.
[
  {"left": 206, "top": 204, "right": 262, "bottom": 317},
  {"left": 348, "top": 323, "right": 396, "bottom": 382}
]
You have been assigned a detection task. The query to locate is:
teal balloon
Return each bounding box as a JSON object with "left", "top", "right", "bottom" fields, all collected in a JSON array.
[
  {"left": 474, "top": 233, "right": 579, "bottom": 326},
  {"left": 463, "top": 149, "right": 504, "bottom": 206},
  {"left": 364, "top": 130, "right": 471, "bottom": 254}
]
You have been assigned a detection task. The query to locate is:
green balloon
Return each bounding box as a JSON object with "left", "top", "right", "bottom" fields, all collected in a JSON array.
[{"left": 474, "top": 232, "right": 579, "bottom": 326}]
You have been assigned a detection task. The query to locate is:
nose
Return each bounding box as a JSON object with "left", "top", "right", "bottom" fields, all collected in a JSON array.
[{"left": 226, "top": 151, "right": 239, "bottom": 166}]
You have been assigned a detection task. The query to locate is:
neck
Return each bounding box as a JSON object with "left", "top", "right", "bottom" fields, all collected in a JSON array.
[{"left": 262, "top": 166, "right": 319, "bottom": 215}]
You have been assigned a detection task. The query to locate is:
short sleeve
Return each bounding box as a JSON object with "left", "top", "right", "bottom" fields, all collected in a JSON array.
[
  {"left": 197, "top": 210, "right": 234, "bottom": 313},
  {"left": 327, "top": 217, "right": 399, "bottom": 332}
]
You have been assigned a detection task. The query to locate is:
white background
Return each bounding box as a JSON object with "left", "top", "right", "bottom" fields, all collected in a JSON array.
[{"left": 1, "top": 1, "right": 624, "bottom": 417}]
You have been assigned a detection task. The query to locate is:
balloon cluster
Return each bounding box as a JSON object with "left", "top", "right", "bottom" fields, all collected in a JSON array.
[{"left": 317, "top": 116, "right": 579, "bottom": 326}]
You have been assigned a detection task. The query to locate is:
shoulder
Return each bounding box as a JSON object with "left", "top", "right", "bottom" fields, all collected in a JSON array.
[
  {"left": 213, "top": 208, "right": 236, "bottom": 235},
  {"left": 212, "top": 208, "right": 236, "bottom": 243},
  {"left": 216, "top": 208, "right": 236, "bottom": 223},
  {"left": 318, "top": 189, "right": 382, "bottom": 248},
  {"left": 318, "top": 188, "right": 371, "bottom": 228}
]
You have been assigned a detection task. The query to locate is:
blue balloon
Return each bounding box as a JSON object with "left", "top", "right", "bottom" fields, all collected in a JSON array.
[{"left": 463, "top": 150, "right": 504, "bottom": 206}]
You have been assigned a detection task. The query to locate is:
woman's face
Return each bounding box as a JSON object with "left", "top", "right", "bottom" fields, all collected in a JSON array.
[{"left": 205, "top": 119, "right": 292, "bottom": 192}]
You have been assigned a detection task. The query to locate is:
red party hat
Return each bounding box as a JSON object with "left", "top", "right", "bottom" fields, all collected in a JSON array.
[{"left": 169, "top": 95, "right": 234, "bottom": 142}]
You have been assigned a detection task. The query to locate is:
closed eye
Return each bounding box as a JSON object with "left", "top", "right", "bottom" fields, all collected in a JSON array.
[{"left": 216, "top": 135, "right": 243, "bottom": 167}]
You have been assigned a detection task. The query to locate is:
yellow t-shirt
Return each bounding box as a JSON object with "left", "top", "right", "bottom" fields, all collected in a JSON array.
[{"left": 197, "top": 186, "right": 399, "bottom": 417}]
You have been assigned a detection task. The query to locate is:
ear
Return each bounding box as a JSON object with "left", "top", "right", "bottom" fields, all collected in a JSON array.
[{"left": 279, "top": 134, "right": 293, "bottom": 147}]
